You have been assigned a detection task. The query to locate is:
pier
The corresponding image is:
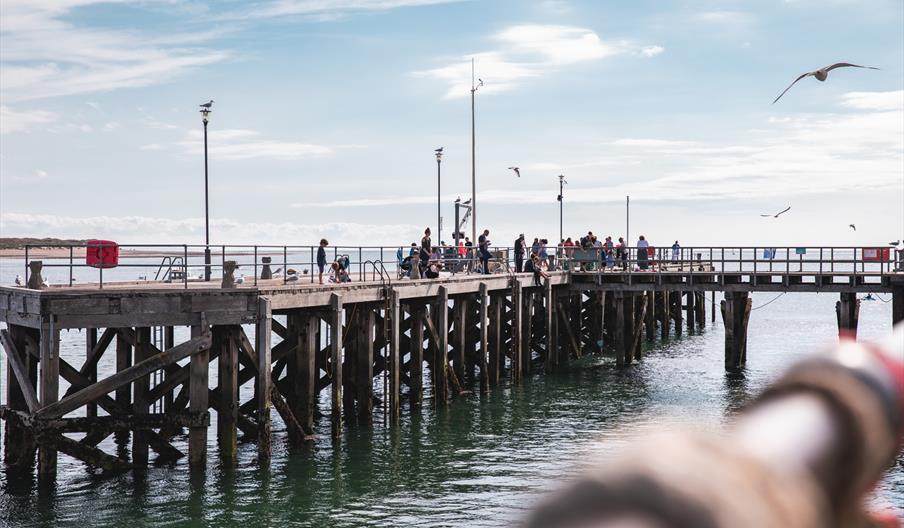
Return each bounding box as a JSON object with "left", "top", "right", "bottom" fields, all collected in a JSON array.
[{"left": 1, "top": 244, "right": 902, "bottom": 483}]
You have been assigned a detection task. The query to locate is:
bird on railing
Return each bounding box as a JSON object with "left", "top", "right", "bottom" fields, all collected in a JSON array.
[
  {"left": 772, "top": 63, "right": 879, "bottom": 104},
  {"left": 889, "top": 240, "right": 900, "bottom": 247},
  {"left": 14, "top": 274, "right": 22, "bottom": 286}
]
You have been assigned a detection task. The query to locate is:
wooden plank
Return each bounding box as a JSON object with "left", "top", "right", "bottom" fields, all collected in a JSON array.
[
  {"left": 35, "top": 324, "right": 212, "bottom": 420},
  {"left": 256, "top": 297, "right": 272, "bottom": 462},
  {"left": 270, "top": 385, "right": 313, "bottom": 442},
  {"left": 38, "top": 432, "right": 131, "bottom": 472},
  {"left": 556, "top": 301, "right": 582, "bottom": 360},
  {"left": 0, "top": 329, "right": 40, "bottom": 413}
]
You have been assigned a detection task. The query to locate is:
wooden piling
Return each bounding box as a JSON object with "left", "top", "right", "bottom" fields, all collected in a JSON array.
[
  {"left": 433, "top": 287, "right": 449, "bottom": 406},
  {"left": 835, "top": 292, "right": 860, "bottom": 339},
  {"left": 38, "top": 318, "right": 60, "bottom": 483},
  {"left": 478, "top": 283, "right": 489, "bottom": 393},
  {"left": 188, "top": 316, "right": 210, "bottom": 467},
  {"left": 85, "top": 328, "right": 98, "bottom": 418},
  {"left": 3, "top": 325, "right": 37, "bottom": 471},
  {"left": 453, "top": 297, "right": 467, "bottom": 383},
  {"left": 217, "top": 325, "right": 239, "bottom": 463},
  {"left": 672, "top": 292, "right": 683, "bottom": 337},
  {"left": 659, "top": 292, "right": 670, "bottom": 339},
  {"left": 356, "top": 307, "right": 375, "bottom": 423},
  {"left": 256, "top": 297, "right": 272, "bottom": 462},
  {"left": 686, "top": 290, "right": 696, "bottom": 330},
  {"left": 645, "top": 291, "right": 655, "bottom": 342},
  {"left": 721, "top": 292, "right": 751, "bottom": 373},
  {"left": 133, "top": 326, "right": 152, "bottom": 466},
  {"left": 328, "top": 294, "right": 343, "bottom": 439},
  {"left": 389, "top": 289, "right": 401, "bottom": 423},
  {"left": 894, "top": 286, "right": 904, "bottom": 326},
  {"left": 488, "top": 293, "right": 502, "bottom": 385},
  {"left": 409, "top": 303, "right": 424, "bottom": 408},
  {"left": 544, "top": 281, "right": 557, "bottom": 373}
]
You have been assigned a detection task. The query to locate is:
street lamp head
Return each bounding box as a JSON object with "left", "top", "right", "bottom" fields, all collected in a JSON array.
[
  {"left": 435, "top": 147, "right": 443, "bottom": 161},
  {"left": 200, "top": 108, "right": 211, "bottom": 124}
]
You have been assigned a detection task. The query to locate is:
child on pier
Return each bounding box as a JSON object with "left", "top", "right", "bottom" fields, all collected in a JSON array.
[{"left": 317, "top": 239, "right": 328, "bottom": 284}]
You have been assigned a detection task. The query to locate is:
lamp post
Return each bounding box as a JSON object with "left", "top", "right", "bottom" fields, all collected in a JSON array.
[
  {"left": 435, "top": 147, "right": 443, "bottom": 246},
  {"left": 200, "top": 103, "right": 212, "bottom": 281},
  {"left": 470, "top": 58, "right": 482, "bottom": 247},
  {"left": 557, "top": 174, "right": 567, "bottom": 243}
]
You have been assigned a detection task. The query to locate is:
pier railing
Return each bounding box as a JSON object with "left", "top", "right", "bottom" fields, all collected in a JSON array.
[{"left": 10, "top": 243, "right": 902, "bottom": 289}]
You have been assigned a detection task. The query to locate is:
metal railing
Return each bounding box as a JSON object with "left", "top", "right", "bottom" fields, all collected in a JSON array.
[{"left": 11, "top": 243, "right": 901, "bottom": 290}]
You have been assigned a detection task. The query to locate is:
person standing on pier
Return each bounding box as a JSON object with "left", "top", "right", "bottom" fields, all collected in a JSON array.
[
  {"left": 637, "top": 235, "right": 650, "bottom": 270},
  {"left": 478, "top": 229, "right": 491, "bottom": 274},
  {"left": 514, "top": 234, "right": 526, "bottom": 272},
  {"left": 671, "top": 240, "right": 681, "bottom": 265},
  {"left": 317, "top": 239, "right": 329, "bottom": 284},
  {"left": 420, "top": 228, "right": 432, "bottom": 273},
  {"left": 617, "top": 237, "right": 627, "bottom": 270}
]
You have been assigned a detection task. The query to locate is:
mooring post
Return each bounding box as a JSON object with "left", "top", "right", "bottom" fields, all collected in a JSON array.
[
  {"left": 189, "top": 316, "right": 210, "bottom": 467},
  {"left": 835, "top": 292, "right": 860, "bottom": 340},
  {"left": 38, "top": 317, "right": 60, "bottom": 484},
  {"left": 328, "top": 294, "right": 343, "bottom": 440},
  {"left": 256, "top": 297, "right": 272, "bottom": 462},
  {"left": 409, "top": 303, "right": 424, "bottom": 408},
  {"left": 217, "top": 325, "right": 239, "bottom": 463},
  {"left": 721, "top": 292, "right": 751, "bottom": 373},
  {"left": 357, "top": 306, "right": 375, "bottom": 423},
  {"left": 478, "top": 283, "right": 489, "bottom": 393},
  {"left": 133, "top": 326, "right": 152, "bottom": 466},
  {"left": 389, "top": 289, "right": 401, "bottom": 423}
]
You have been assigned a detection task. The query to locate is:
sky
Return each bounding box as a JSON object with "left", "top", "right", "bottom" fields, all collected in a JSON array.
[{"left": 1, "top": 0, "right": 902, "bottom": 248}]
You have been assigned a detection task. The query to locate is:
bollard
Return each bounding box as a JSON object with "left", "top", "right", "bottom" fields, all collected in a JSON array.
[
  {"left": 26, "top": 260, "right": 45, "bottom": 290},
  {"left": 260, "top": 256, "right": 272, "bottom": 280}
]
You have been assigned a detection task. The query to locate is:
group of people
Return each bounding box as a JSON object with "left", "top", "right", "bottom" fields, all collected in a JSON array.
[{"left": 398, "top": 227, "right": 498, "bottom": 279}]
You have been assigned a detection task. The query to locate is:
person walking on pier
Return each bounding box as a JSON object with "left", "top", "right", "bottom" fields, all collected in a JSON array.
[
  {"left": 478, "top": 229, "right": 492, "bottom": 274},
  {"left": 317, "top": 239, "right": 329, "bottom": 284},
  {"left": 514, "top": 234, "right": 526, "bottom": 272},
  {"left": 637, "top": 235, "right": 650, "bottom": 270}
]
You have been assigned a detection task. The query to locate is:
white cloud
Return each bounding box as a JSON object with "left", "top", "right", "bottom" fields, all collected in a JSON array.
[
  {"left": 177, "top": 128, "right": 333, "bottom": 161},
  {"left": 415, "top": 24, "right": 629, "bottom": 98},
  {"left": 219, "top": 0, "right": 464, "bottom": 20},
  {"left": 639, "top": 45, "right": 664, "bottom": 57},
  {"left": 841, "top": 90, "right": 904, "bottom": 111},
  {"left": 35, "top": 169, "right": 48, "bottom": 178},
  {"left": 0, "top": 105, "right": 56, "bottom": 134},
  {"left": 612, "top": 138, "right": 696, "bottom": 147},
  {"left": 0, "top": 1, "right": 229, "bottom": 102},
  {"left": 0, "top": 212, "right": 419, "bottom": 246}
]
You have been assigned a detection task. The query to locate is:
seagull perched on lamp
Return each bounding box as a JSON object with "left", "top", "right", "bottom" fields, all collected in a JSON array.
[
  {"left": 772, "top": 63, "right": 879, "bottom": 104},
  {"left": 200, "top": 100, "right": 214, "bottom": 109}
]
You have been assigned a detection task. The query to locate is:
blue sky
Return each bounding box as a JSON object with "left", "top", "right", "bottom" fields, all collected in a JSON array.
[{"left": 1, "top": 0, "right": 902, "bottom": 247}]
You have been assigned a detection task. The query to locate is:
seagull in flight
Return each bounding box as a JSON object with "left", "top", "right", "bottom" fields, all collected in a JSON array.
[
  {"left": 772, "top": 63, "right": 879, "bottom": 104},
  {"left": 849, "top": 224, "right": 856, "bottom": 231},
  {"left": 760, "top": 206, "right": 791, "bottom": 218},
  {"left": 508, "top": 166, "right": 520, "bottom": 177},
  {"left": 200, "top": 100, "right": 214, "bottom": 109}
]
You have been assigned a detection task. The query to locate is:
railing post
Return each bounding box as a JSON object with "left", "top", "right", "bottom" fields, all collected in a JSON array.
[
  {"left": 69, "top": 246, "right": 73, "bottom": 286},
  {"left": 25, "top": 245, "right": 29, "bottom": 284},
  {"left": 183, "top": 245, "right": 188, "bottom": 289},
  {"left": 254, "top": 246, "right": 258, "bottom": 286},
  {"left": 359, "top": 247, "right": 363, "bottom": 280},
  {"left": 284, "top": 246, "right": 288, "bottom": 285}
]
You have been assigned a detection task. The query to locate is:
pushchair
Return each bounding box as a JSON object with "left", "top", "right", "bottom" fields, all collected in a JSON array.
[{"left": 330, "top": 254, "right": 352, "bottom": 283}]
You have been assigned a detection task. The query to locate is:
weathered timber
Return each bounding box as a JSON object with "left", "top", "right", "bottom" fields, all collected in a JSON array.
[
  {"left": 721, "top": 292, "right": 752, "bottom": 373},
  {"left": 356, "top": 307, "right": 375, "bottom": 422},
  {"left": 132, "top": 327, "right": 152, "bottom": 466},
  {"left": 409, "top": 304, "right": 425, "bottom": 407},
  {"left": 389, "top": 289, "right": 401, "bottom": 423},
  {"left": 0, "top": 330, "right": 40, "bottom": 413},
  {"left": 835, "top": 292, "right": 860, "bottom": 339},
  {"left": 894, "top": 286, "right": 904, "bottom": 326},
  {"left": 645, "top": 291, "right": 655, "bottom": 342},
  {"left": 270, "top": 385, "right": 313, "bottom": 443},
  {"left": 329, "top": 294, "right": 343, "bottom": 439},
  {"left": 256, "top": 297, "right": 273, "bottom": 461},
  {"left": 511, "top": 279, "right": 523, "bottom": 381},
  {"left": 632, "top": 293, "right": 648, "bottom": 361},
  {"left": 217, "top": 325, "right": 239, "bottom": 463},
  {"left": 478, "top": 283, "right": 489, "bottom": 393},
  {"left": 686, "top": 290, "right": 696, "bottom": 330},
  {"left": 38, "top": 319, "right": 60, "bottom": 482},
  {"left": 488, "top": 293, "right": 502, "bottom": 384}
]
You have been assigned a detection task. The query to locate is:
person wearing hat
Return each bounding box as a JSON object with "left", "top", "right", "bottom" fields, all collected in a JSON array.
[{"left": 514, "top": 233, "right": 526, "bottom": 272}]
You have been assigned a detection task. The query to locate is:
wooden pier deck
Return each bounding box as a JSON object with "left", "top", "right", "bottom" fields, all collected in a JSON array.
[{"left": 2, "top": 249, "right": 903, "bottom": 485}]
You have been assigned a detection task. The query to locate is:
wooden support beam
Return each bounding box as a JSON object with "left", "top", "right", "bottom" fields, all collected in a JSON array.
[
  {"left": 409, "top": 304, "right": 424, "bottom": 408},
  {"left": 115, "top": 330, "right": 132, "bottom": 421},
  {"left": 488, "top": 294, "right": 502, "bottom": 385},
  {"left": 659, "top": 292, "right": 670, "bottom": 339},
  {"left": 357, "top": 307, "right": 375, "bottom": 423},
  {"left": 217, "top": 326, "right": 239, "bottom": 463},
  {"left": 544, "top": 281, "right": 556, "bottom": 373},
  {"left": 35, "top": 326, "right": 212, "bottom": 420},
  {"left": 38, "top": 319, "right": 60, "bottom": 483},
  {"left": 894, "top": 287, "right": 904, "bottom": 326},
  {"left": 389, "top": 289, "right": 401, "bottom": 423},
  {"left": 478, "top": 283, "right": 489, "bottom": 393},
  {"left": 721, "top": 292, "right": 751, "bottom": 373},
  {"left": 614, "top": 292, "right": 628, "bottom": 367},
  {"left": 85, "top": 328, "right": 101, "bottom": 417},
  {"left": 270, "top": 385, "right": 313, "bottom": 443},
  {"left": 329, "top": 294, "right": 343, "bottom": 440},
  {"left": 644, "top": 291, "right": 655, "bottom": 342},
  {"left": 188, "top": 318, "right": 211, "bottom": 468},
  {"left": 686, "top": 290, "right": 696, "bottom": 330},
  {"left": 40, "top": 431, "right": 131, "bottom": 473},
  {"left": 433, "top": 287, "right": 449, "bottom": 406},
  {"left": 556, "top": 301, "right": 581, "bottom": 360},
  {"left": 452, "top": 297, "right": 467, "bottom": 383},
  {"left": 132, "top": 327, "right": 152, "bottom": 466},
  {"left": 0, "top": 330, "right": 40, "bottom": 413},
  {"left": 671, "top": 291, "right": 683, "bottom": 337},
  {"left": 632, "top": 293, "right": 648, "bottom": 361},
  {"left": 256, "top": 297, "right": 273, "bottom": 462},
  {"left": 511, "top": 280, "right": 523, "bottom": 382},
  {"left": 835, "top": 292, "right": 860, "bottom": 340}
]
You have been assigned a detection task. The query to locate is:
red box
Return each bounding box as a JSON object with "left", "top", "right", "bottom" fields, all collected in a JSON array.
[
  {"left": 862, "top": 247, "right": 890, "bottom": 261},
  {"left": 86, "top": 239, "right": 119, "bottom": 268}
]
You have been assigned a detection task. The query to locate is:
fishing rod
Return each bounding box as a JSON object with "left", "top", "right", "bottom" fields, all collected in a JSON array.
[{"left": 525, "top": 325, "right": 904, "bottom": 528}]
